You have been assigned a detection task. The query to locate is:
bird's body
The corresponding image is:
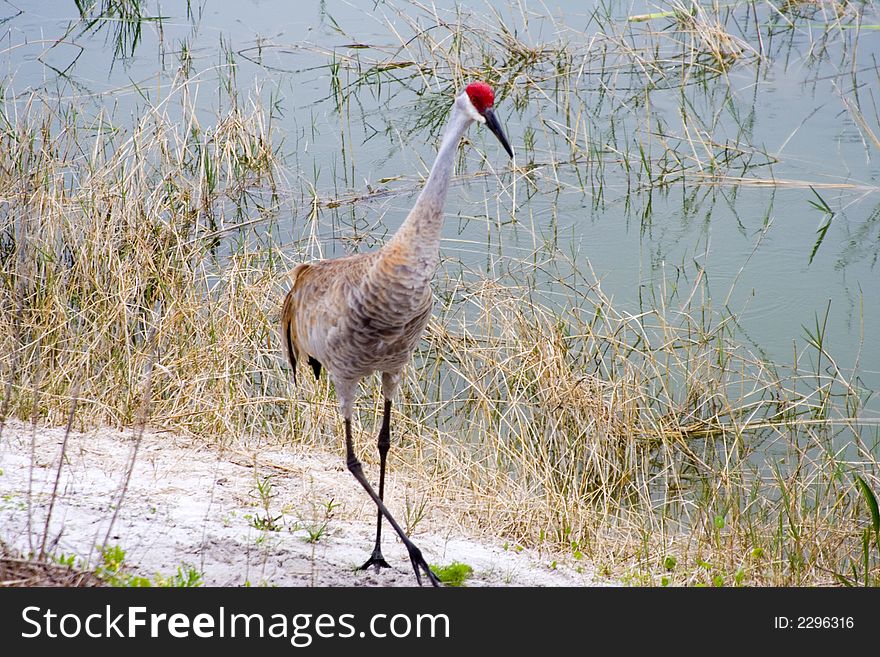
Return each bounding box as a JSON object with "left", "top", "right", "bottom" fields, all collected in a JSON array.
[
  {"left": 282, "top": 245, "right": 433, "bottom": 415},
  {"left": 281, "top": 82, "right": 512, "bottom": 586}
]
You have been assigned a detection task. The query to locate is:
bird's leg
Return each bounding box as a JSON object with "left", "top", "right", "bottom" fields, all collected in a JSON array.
[
  {"left": 359, "top": 398, "right": 392, "bottom": 571},
  {"left": 345, "top": 419, "right": 439, "bottom": 587}
]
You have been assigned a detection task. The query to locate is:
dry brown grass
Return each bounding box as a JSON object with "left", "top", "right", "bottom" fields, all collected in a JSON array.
[{"left": 1, "top": 544, "right": 103, "bottom": 587}]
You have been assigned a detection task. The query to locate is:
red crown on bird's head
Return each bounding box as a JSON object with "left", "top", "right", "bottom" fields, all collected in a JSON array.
[{"left": 465, "top": 81, "right": 495, "bottom": 114}]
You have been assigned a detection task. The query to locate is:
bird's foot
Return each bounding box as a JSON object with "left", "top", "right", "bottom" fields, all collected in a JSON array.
[
  {"left": 407, "top": 544, "right": 441, "bottom": 587},
  {"left": 358, "top": 548, "right": 392, "bottom": 573}
]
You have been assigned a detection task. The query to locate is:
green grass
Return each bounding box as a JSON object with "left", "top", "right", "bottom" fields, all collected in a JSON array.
[
  {"left": 432, "top": 562, "right": 474, "bottom": 587},
  {"left": 47, "top": 545, "right": 206, "bottom": 587}
]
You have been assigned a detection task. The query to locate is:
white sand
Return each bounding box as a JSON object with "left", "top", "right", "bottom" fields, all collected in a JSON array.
[{"left": 0, "top": 419, "right": 607, "bottom": 587}]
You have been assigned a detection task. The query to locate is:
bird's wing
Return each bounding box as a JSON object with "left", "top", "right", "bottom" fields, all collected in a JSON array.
[{"left": 280, "top": 253, "right": 373, "bottom": 383}]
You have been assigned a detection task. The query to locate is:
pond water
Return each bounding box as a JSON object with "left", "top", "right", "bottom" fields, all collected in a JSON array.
[{"left": 3, "top": 0, "right": 879, "bottom": 418}]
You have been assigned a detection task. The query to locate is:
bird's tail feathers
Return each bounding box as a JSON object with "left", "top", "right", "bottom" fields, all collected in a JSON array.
[{"left": 280, "top": 263, "right": 312, "bottom": 385}]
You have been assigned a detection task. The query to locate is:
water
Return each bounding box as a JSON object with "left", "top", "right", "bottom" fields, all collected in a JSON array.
[{"left": 3, "top": 0, "right": 878, "bottom": 415}]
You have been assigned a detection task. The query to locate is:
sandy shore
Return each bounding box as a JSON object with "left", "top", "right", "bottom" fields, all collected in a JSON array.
[{"left": 0, "top": 419, "right": 604, "bottom": 587}]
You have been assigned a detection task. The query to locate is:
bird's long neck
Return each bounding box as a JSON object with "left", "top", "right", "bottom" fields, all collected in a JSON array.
[{"left": 385, "top": 102, "right": 472, "bottom": 268}]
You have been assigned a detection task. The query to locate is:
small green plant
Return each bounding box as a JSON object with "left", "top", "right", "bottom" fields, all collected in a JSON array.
[
  {"left": 95, "top": 545, "right": 203, "bottom": 587},
  {"left": 807, "top": 186, "right": 836, "bottom": 265},
  {"left": 304, "top": 525, "right": 326, "bottom": 543},
  {"left": 1, "top": 493, "right": 25, "bottom": 511},
  {"left": 249, "top": 474, "right": 284, "bottom": 532},
  {"left": 403, "top": 493, "right": 429, "bottom": 535},
  {"left": 431, "top": 561, "right": 474, "bottom": 587},
  {"left": 303, "top": 498, "right": 340, "bottom": 544},
  {"left": 53, "top": 553, "right": 78, "bottom": 569},
  {"left": 835, "top": 476, "right": 880, "bottom": 587},
  {"left": 620, "top": 569, "right": 652, "bottom": 586},
  {"left": 156, "top": 564, "right": 203, "bottom": 588},
  {"left": 250, "top": 513, "right": 284, "bottom": 532},
  {"left": 96, "top": 546, "right": 151, "bottom": 587}
]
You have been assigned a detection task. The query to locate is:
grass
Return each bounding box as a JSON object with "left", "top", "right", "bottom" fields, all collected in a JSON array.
[
  {"left": 1, "top": 543, "right": 103, "bottom": 587},
  {"left": 431, "top": 561, "right": 474, "bottom": 587},
  {"left": 302, "top": 498, "right": 340, "bottom": 544},
  {"left": 0, "top": 542, "right": 203, "bottom": 587},
  {"left": 93, "top": 545, "right": 203, "bottom": 587},
  {"left": 0, "top": 0, "right": 879, "bottom": 586},
  {"left": 248, "top": 474, "right": 284, "bottom": 532}
]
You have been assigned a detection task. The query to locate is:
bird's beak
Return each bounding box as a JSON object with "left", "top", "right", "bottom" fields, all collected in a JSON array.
[{"left": 484, "top": 108, "right": 513, "bottom": 159}]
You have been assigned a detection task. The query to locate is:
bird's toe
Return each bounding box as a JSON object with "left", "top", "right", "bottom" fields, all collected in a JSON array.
[{"left": 407, "top": 545, "right": 441, "bottom": 587}]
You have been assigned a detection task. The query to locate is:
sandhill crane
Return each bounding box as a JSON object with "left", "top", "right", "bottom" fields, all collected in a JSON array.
[{"left": 281, "top": 81, "right": 513, "bottom": 586}]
